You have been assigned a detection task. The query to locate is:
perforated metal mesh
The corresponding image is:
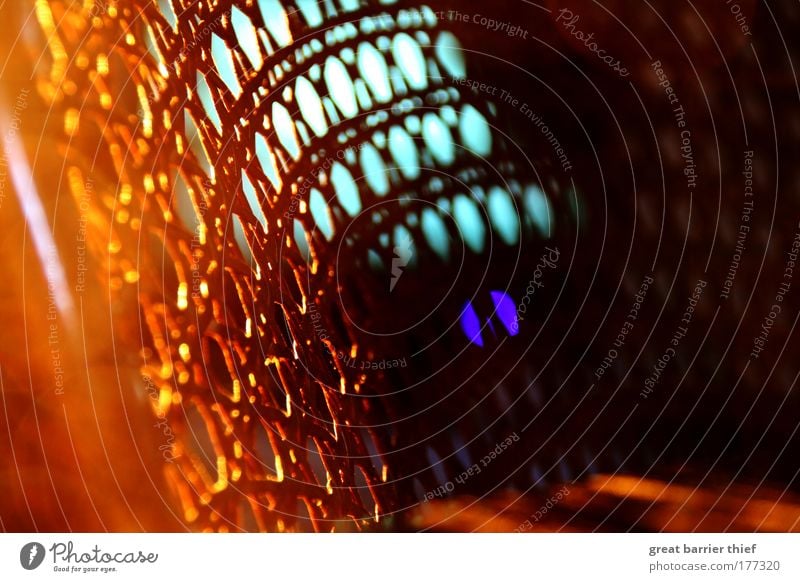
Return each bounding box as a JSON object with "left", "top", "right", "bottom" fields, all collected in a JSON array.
[{"left": 31, "top": 0, "right": 573, "bottom": 531}]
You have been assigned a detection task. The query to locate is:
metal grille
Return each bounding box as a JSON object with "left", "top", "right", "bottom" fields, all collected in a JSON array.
[{"left": 32, "top": 0, "right": 569, "bottom": 531}]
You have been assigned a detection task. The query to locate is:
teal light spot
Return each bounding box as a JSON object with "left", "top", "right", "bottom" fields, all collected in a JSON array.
[
  {"left": 255, "top": 132, "right": 281, "bottom": 189},
  {"left": 257, "top": 0, "right": 292, "bottom": 48},
  {"left": 293, "top": 219, "right": 310, "bottom": 262},
  {"left": 173, "top": 172, "right": 199, "bottom": 232},
  {"left": 367, "top": 249, "right": 383, "bottom": 270},
  {"left": 231, "top": 7, "right": 263, "bottom": 70},
  {"left": 487, "top": 187, "right": 520, "bottom": 245},
  {"left": 524, "top": 185, "right": 552, "bottom": 237},
  {"left": 158, "top": 0, "right": 177, "bottom": 29},
  {"left": 233, "top": 214, "right": 254, "bottom": 264},
  {"left": 422, "top": 113, "right": 455, "bottom": 166},
  {"left": 354, "top": 78, "right": 373, "bottom": 111},
  {"left": 295, "top": 76, "right": 328, "bottom": 138},
  {"left": 435, "top": 31, "right": 466, "bottom": 79},
  {"left": 460, "top": 104, "right": 492, "bottom": 157},
  {"left": 357, "top": 42, "right": 392, "bottom": 104},
  {"left": 388, "top": 126, "right": 419, "bottom": 179},
  {"left": 453, "top": 194, "right": 486, "bottom": 253},
  {"left": 309, "top": 188, "right": 335, "bottom": 241},
  {"left": 211, "top": 34, "right": 242, "bottom": 98},
  {"left": 421, "top": 208, "right": 450, "bottom": 260},
  {"left": 331, "top": 162, "right": 361, "bottom": 216},
  {"left": 241, "top": 171, "right": 268, "bottom": 233},
  {"left": 272, "top": 102, "right": 300, "bottom": 159},
  {"left": 440, "top": 105, "right": 458, "bottom": 126},
  {"left": 339, "top": 0, "right": 360, "bottom": 11},
  {"left": 392, "top": 33, "right": 427, "bottom": 91},
  {"left": 196, "top": 72, "right": 222, "bottom": 133},
  {"left": 359, "top": 144, "right": 389, "bottom": 196},
  {"left": 325, "top": 57, "right": 358, "bottom": 118},
  {"left": 144, "top": 25, "right": 165, "bottom": 66},
  {"left": 296, "top": 0, "right": 322, "bottom": 26}
]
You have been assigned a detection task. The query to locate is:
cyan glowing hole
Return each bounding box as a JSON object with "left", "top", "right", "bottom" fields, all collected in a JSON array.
[
  {"left": 339, "top": 0, "right": 360, "bottom": 11},
  {"left": 524, "top": 185, "right": 553, "bottom": 238},
  {"left": 460, "top": 301, "right": 484, "bottom": 347},
  {"left": 255, "top": 132, "right": 281, "bottom": 190},
  {"left": 295, "top": 76, "right": 328, "bottom": 138},
  {"left": 460, "top": 104, "right": 492, "bottom": 157},
  {"left": 453, "top": 194, "right": 486, "bottom": 253},
  {"left": 211, "top": 34, "right": 242, "bottom": 98},
  {"left": 325, "top": 56, "right": 359, "bottom": 119},
  {"left": 421, "top": 208, "right": 450, "bottom": 260},
  {"left": 331, "top": 162, "right": 362, "bottom": 216},
  {"left": 272, "top": 102, "right": 300, "bottom": 159},
  {"left": 231, "top": 7, "right": 263, "bottom": 70},
  {"left": 157, "top": 0, "right": 177, "bottom": 29},
  {"left": 392, "top": 33, "right": 427, "bottom": 91},
  {"left": 360, "top": 144, "right": 389, "bottom": 196},
  {"left": 293, "top": 219, "right": 310, "bottom": 262},
  {"left": 196, "top": 72, "right": 222, "bottom": 133},
  {"left": 309, "top": 188, "right": 335, "bottom": 241},
  {"left": 233, "top": 214, "right": 253, "bottom": 263},
  {"left": 435, "top": 31, "right": 466, "bottom": 79},
  {"left": 357, "top": 42, "right": 392, "bottom": 104},
  {"left": 422, "top": 113, "right": 455, "bottom": 166},
  {"left": 388, "top": 125, "right": 419, "bottom": 180},
  {"left": 488, "top": 186, "right": 520, "bottom": 245},
  {"left": 296, "top": 0, "right": 323, "bottom": 26},
  {"left": 173, "top": 172, "right": 200, "bottom": 232},
  {"left": 257, "top": 0, "right": 292, "bottom": 48},
  {"left": 241, "top": 171, "right": 268, "bottom": 233}
]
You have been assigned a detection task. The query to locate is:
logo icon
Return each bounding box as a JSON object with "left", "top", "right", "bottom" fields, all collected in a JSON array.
[
  {"left": 390, "top": 233, "right": 414, "bottom": 292},
  {"left": 20, "top": 542, "right": 46, "bottom": 570}
]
